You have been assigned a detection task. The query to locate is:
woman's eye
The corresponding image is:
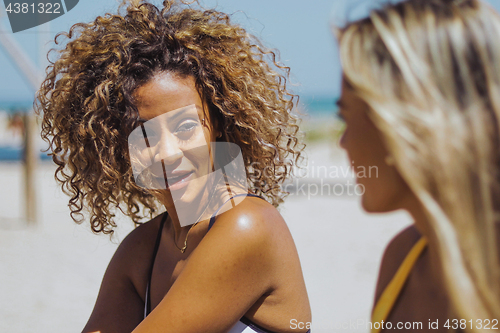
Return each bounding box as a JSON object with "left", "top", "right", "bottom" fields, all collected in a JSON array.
[{"left": 176, "top": 121, "right": 198, "bottom": 133}]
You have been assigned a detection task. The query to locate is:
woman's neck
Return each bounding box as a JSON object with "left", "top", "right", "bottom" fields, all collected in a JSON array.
[
  {"left": 160, "top": 188, "right": 213, "bottom": 239},
  {"left": 405, "top": 197, "right": 445, "bottom": 288}
]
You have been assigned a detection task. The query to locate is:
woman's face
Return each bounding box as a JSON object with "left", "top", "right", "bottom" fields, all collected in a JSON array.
[
  {"left": 131, "top": 72, "right": 218, "bottom": 210},
  {"left": 338, "top": 79, "right": 412, "bottom": 213}
]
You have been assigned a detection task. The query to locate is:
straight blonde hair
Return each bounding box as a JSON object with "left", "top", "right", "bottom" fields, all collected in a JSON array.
[{"left": 339, "top": 0, "right": 500, "bottom": 328}]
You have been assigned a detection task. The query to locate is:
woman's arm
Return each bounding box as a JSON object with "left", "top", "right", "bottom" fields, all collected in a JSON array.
[
  {"left": 82, "top": 220, "right": 161, "bottom": 333},
  {"left": 132, "top": 198, "right": 280, "bottom": 333}
]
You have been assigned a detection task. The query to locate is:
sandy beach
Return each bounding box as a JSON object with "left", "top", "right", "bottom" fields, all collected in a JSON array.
[{"left": 0, "top": 142, "right": 411, "bottom": 333}]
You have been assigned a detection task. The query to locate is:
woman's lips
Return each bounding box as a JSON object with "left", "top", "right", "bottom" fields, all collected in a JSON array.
[{"left": 164, "top": 170, "right": 194, "bottom": 190}]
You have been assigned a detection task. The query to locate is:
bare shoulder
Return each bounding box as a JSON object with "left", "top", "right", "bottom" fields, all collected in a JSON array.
[
  {"left": 206, "top": 196, "right": 288, "bottom": 247},
  {"left": 82, "top": 214, "right": 166, "bottom": 333},
  {"left": 196, "top": 195, "right": 296, "bottom": 287},
  {"left": 373, "top": 225, "right": 422, "bottom": 304},
  {"left": 117, "top": 214, "right": 164, "bottom": 256},
  {"left": 102, "top": 215, "right": 167, "bottom": 295},
  {"left": 116, "top": 214, "right": 163, "bottom": 281}
]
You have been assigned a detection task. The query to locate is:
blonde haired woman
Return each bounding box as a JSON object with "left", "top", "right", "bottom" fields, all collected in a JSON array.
[{"left": 336, "top": 0, "right": 500, "bottom": 331}]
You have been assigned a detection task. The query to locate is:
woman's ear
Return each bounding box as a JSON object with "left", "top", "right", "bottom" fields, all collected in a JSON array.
[
  {"left": 209, "top": 106, "right": 224, "bottom": 140},
  {"left": 200, "top": 98, "right": 220, "bottom": 138}
]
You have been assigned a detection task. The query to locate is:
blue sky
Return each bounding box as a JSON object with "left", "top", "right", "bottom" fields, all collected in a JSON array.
[
  {"left": 1, "top": 0, "right": 500, "bottom": 106},
  {"left": 2, "top": 0, "right": 338, "bottom": 105}
]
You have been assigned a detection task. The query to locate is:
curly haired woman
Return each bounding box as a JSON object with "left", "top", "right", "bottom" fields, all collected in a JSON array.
[{"left": 36, "top": 1, "right": 311, "bottom": 332}]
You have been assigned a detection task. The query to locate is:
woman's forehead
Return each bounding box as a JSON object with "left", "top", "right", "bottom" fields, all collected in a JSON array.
[
  {"left": 133, "top": 74, "right": 211, "bottom": 122},
  {"left": 137, "top": 104, "right": 203, "bottom": 124}
]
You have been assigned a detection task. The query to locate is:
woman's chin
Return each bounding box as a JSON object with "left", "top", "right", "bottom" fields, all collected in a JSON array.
[
  {"left": 361, "top": 195, "right": 404, "bottom": 214},
  {"left": 361, "top": 194, "right": 387, "bottom": 213},
  {"left": 151, "top": 177, "right": 214, "bottom": 214}
]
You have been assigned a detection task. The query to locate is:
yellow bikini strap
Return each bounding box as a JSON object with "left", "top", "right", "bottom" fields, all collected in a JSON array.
[{"left": 371, "top": 237, "right": 427, "bottom": 333}]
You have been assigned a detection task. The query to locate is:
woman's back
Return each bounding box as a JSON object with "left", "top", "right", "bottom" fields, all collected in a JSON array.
[{"left": 373, "top": 226, "right": 450, "bottom": 330}]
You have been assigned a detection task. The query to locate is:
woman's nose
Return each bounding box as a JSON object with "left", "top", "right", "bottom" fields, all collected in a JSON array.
[{"left": 153, "top": 132, "right": 183, "bottom": 166}]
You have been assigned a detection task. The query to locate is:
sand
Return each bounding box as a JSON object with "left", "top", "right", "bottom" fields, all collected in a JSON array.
[{"left": 0, "top": 142, "right": 411, "bottom": 333}]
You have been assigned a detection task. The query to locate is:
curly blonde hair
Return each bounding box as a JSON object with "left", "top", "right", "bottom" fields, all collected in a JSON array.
[{"left": 36, "top": 0, "right": 304, "bottom": 234}]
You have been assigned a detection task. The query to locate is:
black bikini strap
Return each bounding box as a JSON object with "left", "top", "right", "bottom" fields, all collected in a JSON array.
[
  {"left": 207, "top": 193, "right": 263, "bottom": 231},
  {"left": 145, "top": 212, "right": 168, "bottom": 316}
]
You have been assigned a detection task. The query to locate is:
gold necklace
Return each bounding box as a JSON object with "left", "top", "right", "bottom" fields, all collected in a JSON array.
[{"left": 173, "top": 191, "right": 214, "bottom": 253}]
